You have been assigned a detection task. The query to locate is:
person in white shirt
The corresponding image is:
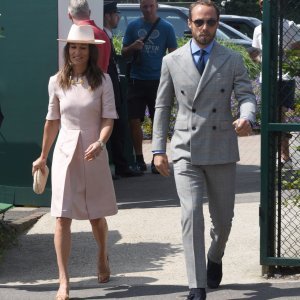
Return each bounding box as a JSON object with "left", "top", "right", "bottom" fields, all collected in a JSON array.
[{"left": 251, "top": 0, "right": 300, "bottom": 168}]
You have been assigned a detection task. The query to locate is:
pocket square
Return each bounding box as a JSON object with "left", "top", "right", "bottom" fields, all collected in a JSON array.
[{"left": 33, "top": 165, "right": 49, "bottom": 194}]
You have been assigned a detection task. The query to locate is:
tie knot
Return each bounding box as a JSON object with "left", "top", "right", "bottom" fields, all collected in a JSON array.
[{"left": 200, "top": 49, "right": 206, "bottom": 56}]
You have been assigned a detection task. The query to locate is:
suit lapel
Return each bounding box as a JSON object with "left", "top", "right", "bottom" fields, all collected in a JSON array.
[
  {"left": 170, "top": 42, "right": 200, "bottom": 87},
  {"left": 194, "top": 42, "right": 230, "bottom": 100},
  {"left": 168, "top": 41, "right": 230, "bottom": 101}
]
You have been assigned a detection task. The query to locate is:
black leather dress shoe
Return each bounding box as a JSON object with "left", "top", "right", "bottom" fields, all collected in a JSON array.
[
  {"left": 207, "top": 258, "right": 223, "bottom": 289},
  {"left": 136, "top": 161, "right": 147, "bottom": 172},
  {"left": 115, "top": 166, "right": 144, "bottom": 177},
  {"left": 186, "top": 288, "right": 206, "bottom": 300}
]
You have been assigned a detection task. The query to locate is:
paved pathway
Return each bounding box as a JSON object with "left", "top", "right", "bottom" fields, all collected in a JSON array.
[{"left": 1, "top": 135, "right": 300, "bottom": 299}]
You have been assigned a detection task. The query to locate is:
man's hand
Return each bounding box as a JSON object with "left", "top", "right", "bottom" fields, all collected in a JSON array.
[
  {"left": 154, "top": 154, "right": 170, "bottom": 177},
  {"left": 132, "top": 38, "right": 144, "bottom": 51},
  {"left": 121, "top": 38, "right": 144, "bottom": 58},
  {"left": 232, "top": 118, "right": 253, "bottom": 136}
]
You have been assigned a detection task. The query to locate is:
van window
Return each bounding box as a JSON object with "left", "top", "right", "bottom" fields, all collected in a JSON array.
[
  {"left": 157, "top": 10, "right": 189, "bottom": 37},
  {"left": 113, "top": 9, "right": 141, "bottom": 36},
  {"left": 223, "top": 21, "right": 253, "bottom": 37},
  {"left": 113, "top": 7, "right": 189, "bottom": 37}
]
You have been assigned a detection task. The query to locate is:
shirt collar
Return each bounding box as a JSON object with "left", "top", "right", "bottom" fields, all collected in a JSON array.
[
  {"left": 191, "top": 39, "right": 214, "bottom": 55},
  {"left": 104, "top": 27, "right": 113, "bottom": 39},
  {"left": 77, "top": 19, "right": 95, "bottom": 27}
]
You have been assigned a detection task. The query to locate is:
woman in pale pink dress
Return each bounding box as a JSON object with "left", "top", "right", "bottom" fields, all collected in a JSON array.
[{"left": 32, "top": 24, "right": 118, "bottom": 300}]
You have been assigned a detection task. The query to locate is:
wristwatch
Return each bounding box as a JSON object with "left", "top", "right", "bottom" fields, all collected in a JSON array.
[{"left": 96, "top": 140, "right": 106, "bottom": 150}]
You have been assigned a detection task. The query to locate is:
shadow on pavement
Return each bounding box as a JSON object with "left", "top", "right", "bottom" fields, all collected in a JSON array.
[
  {"left": 0, "top": 229, "right": 181, "bottom": 284},
  {"left": 71, "top": 280, "right": 300, "bottom": 299},
  {"left": 236, "top": 164, "right": 260, "bottom": 195},
  {"left": 212, "top": 282, "right": 300, "bottom": 299},
  {"left": 1, "top": 281, "right": 300, "bottom": 299},
  {"left": 114, "top": 171, "right": 180, "bottom": 209},
  {"left": 71, "top": 284, "right": 188, "bottom": 299},
  {"left": 114, "top": 163, "right": 260, "bottom": 209},
  {"left": 0, "top": 282, "right": 188, "bottom": 300}
]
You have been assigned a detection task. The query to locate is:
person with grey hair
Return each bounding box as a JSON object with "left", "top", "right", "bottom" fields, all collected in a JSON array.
[
  {"left": 68, "top": 0, "right": 110, "bottom": 72},
  {"left": 68, "top": 0, "right": 89, "bottom": 19}
]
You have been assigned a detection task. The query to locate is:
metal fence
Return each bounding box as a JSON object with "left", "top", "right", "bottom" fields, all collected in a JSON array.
[{"left": 260, "top": 0, "right": 300, "bottom": 272}]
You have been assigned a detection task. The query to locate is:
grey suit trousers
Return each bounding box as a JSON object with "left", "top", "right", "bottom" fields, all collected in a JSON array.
[{"left": 173, "top": 159, "right": 236, "bottom": 288}]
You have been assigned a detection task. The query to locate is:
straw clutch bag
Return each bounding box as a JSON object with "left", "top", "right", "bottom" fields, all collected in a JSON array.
[{"left": 33, "top": 166, "right": 49, "bottom": 194}]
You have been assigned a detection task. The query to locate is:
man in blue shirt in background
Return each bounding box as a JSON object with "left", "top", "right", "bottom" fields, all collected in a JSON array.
[{"left": 121, "top": 0, "right": 177, "bottom": 173}]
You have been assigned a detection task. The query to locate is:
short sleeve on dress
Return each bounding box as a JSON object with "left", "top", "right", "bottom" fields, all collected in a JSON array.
[
  {"left": 101, "top": 74, "right": 118, "bottom": 119},
  {"left": 46, "top": 75, "right": 61, "bottom": 120}
]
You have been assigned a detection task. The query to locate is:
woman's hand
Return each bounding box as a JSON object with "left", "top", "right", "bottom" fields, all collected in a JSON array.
[
  {"left": 32, "top": 157, "right": 47, "bottom": 176},
  {"left": 32, "top": 119, "right": 59, "bottom": 175},
  {"left": 84, "top": 141, "right": 104, "bottom": 161}
]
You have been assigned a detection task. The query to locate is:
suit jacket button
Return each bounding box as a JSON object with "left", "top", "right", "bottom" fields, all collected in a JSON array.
[
  {"left": 192, "top": 108, "right": 196, "bottom": 113},
  {"left": 221, "top": 88, "right": 225, "bottom": 93},
  {"left": 212, "top": 108, "right": 216, "bottom": 112},
  {"left": 212, "top": 126, "right": 216, "bottom": 130},
  {"left": 192, "top": 126, "right": 196, "bottom": 130}
]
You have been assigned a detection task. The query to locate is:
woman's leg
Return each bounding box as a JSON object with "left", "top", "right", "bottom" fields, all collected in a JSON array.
[
  {"left": 90, "top": 217, "right": 110, "bottom": 282},
  {"left": 54, "top": 217, "right": 72, "bottom": 297}
]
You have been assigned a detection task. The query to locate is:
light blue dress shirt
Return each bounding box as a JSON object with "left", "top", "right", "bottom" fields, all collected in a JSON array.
[{"left": 190, "top": 38, "right": 214, "bottom": 67}]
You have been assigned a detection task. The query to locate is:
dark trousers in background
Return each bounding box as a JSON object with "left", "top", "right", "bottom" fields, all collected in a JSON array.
[{"left": 109, "top": 116, "right": 130, "bottom": 173}]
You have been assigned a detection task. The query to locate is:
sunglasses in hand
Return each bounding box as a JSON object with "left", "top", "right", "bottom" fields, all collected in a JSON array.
[{"left": 191, "top": 19, "right": 218, "bottom": 27}]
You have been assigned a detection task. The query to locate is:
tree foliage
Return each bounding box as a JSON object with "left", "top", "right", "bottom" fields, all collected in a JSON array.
[
  {"left": 221, "top": 0, "right": 261, "bottom": 19},
  {"left": 281, "top": 0, "right": 300, "bottom": 24},
  {"left": 119, "top": 1, "right": 299, "bottom": 23}
]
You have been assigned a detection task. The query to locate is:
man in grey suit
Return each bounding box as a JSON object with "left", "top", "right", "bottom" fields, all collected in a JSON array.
[{"left": 152, "top": 1, "right": 256, "bottom": 299}]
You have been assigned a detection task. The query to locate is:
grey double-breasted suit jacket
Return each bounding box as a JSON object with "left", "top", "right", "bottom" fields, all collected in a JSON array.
[{"left": 152, "top": 41, "right": 256, "bottom": 165}]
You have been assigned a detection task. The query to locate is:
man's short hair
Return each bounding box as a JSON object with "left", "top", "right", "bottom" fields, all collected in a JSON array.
[
  {"left": 189, "top": 0, "right": 220, "bottom": 21},
  {"left": 68, "top": 0, "right": 90, "bottom": 20}
]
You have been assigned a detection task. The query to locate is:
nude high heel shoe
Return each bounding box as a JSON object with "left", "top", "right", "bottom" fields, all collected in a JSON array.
[
  {"left": 56, "top": 295, "right": 69, "bottom": 300},
  {"left": 98, "top": 256, "right": 110, "bottom": 283},
  {"left": 55, "top": 285, "right": 69, "bottom": 300}
]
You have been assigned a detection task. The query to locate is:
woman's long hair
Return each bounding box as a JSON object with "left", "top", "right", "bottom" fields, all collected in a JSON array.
[{"left": 58, "top": 43, "right": 104, "bottom": 90}]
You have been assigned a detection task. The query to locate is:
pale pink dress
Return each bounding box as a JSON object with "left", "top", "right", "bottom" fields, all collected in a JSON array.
[{"left": 46, "top": 73, "right": 118, "bottom": 220}]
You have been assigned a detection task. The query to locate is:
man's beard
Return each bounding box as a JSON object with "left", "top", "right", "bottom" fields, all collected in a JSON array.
[{"left": 195, "top": 31, "right": 216, "bottom": 46}]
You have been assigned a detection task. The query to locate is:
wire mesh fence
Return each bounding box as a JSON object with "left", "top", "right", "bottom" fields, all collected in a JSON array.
[
  {"left": 276, "top": 132, "right": 300, "bottom": 258},
  {"left": 274, "top": 0, "right": 300, "bottom": 261}
]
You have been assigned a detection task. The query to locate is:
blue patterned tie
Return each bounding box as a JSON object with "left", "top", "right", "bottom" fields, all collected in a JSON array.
[{"left": 197, "top": 49, "right": 206, "bottom": 75}]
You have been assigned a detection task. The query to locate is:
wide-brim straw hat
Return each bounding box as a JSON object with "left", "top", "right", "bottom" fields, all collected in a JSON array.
[{"left": 58, "top": 24, "right": 105, "bottom": 44}]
